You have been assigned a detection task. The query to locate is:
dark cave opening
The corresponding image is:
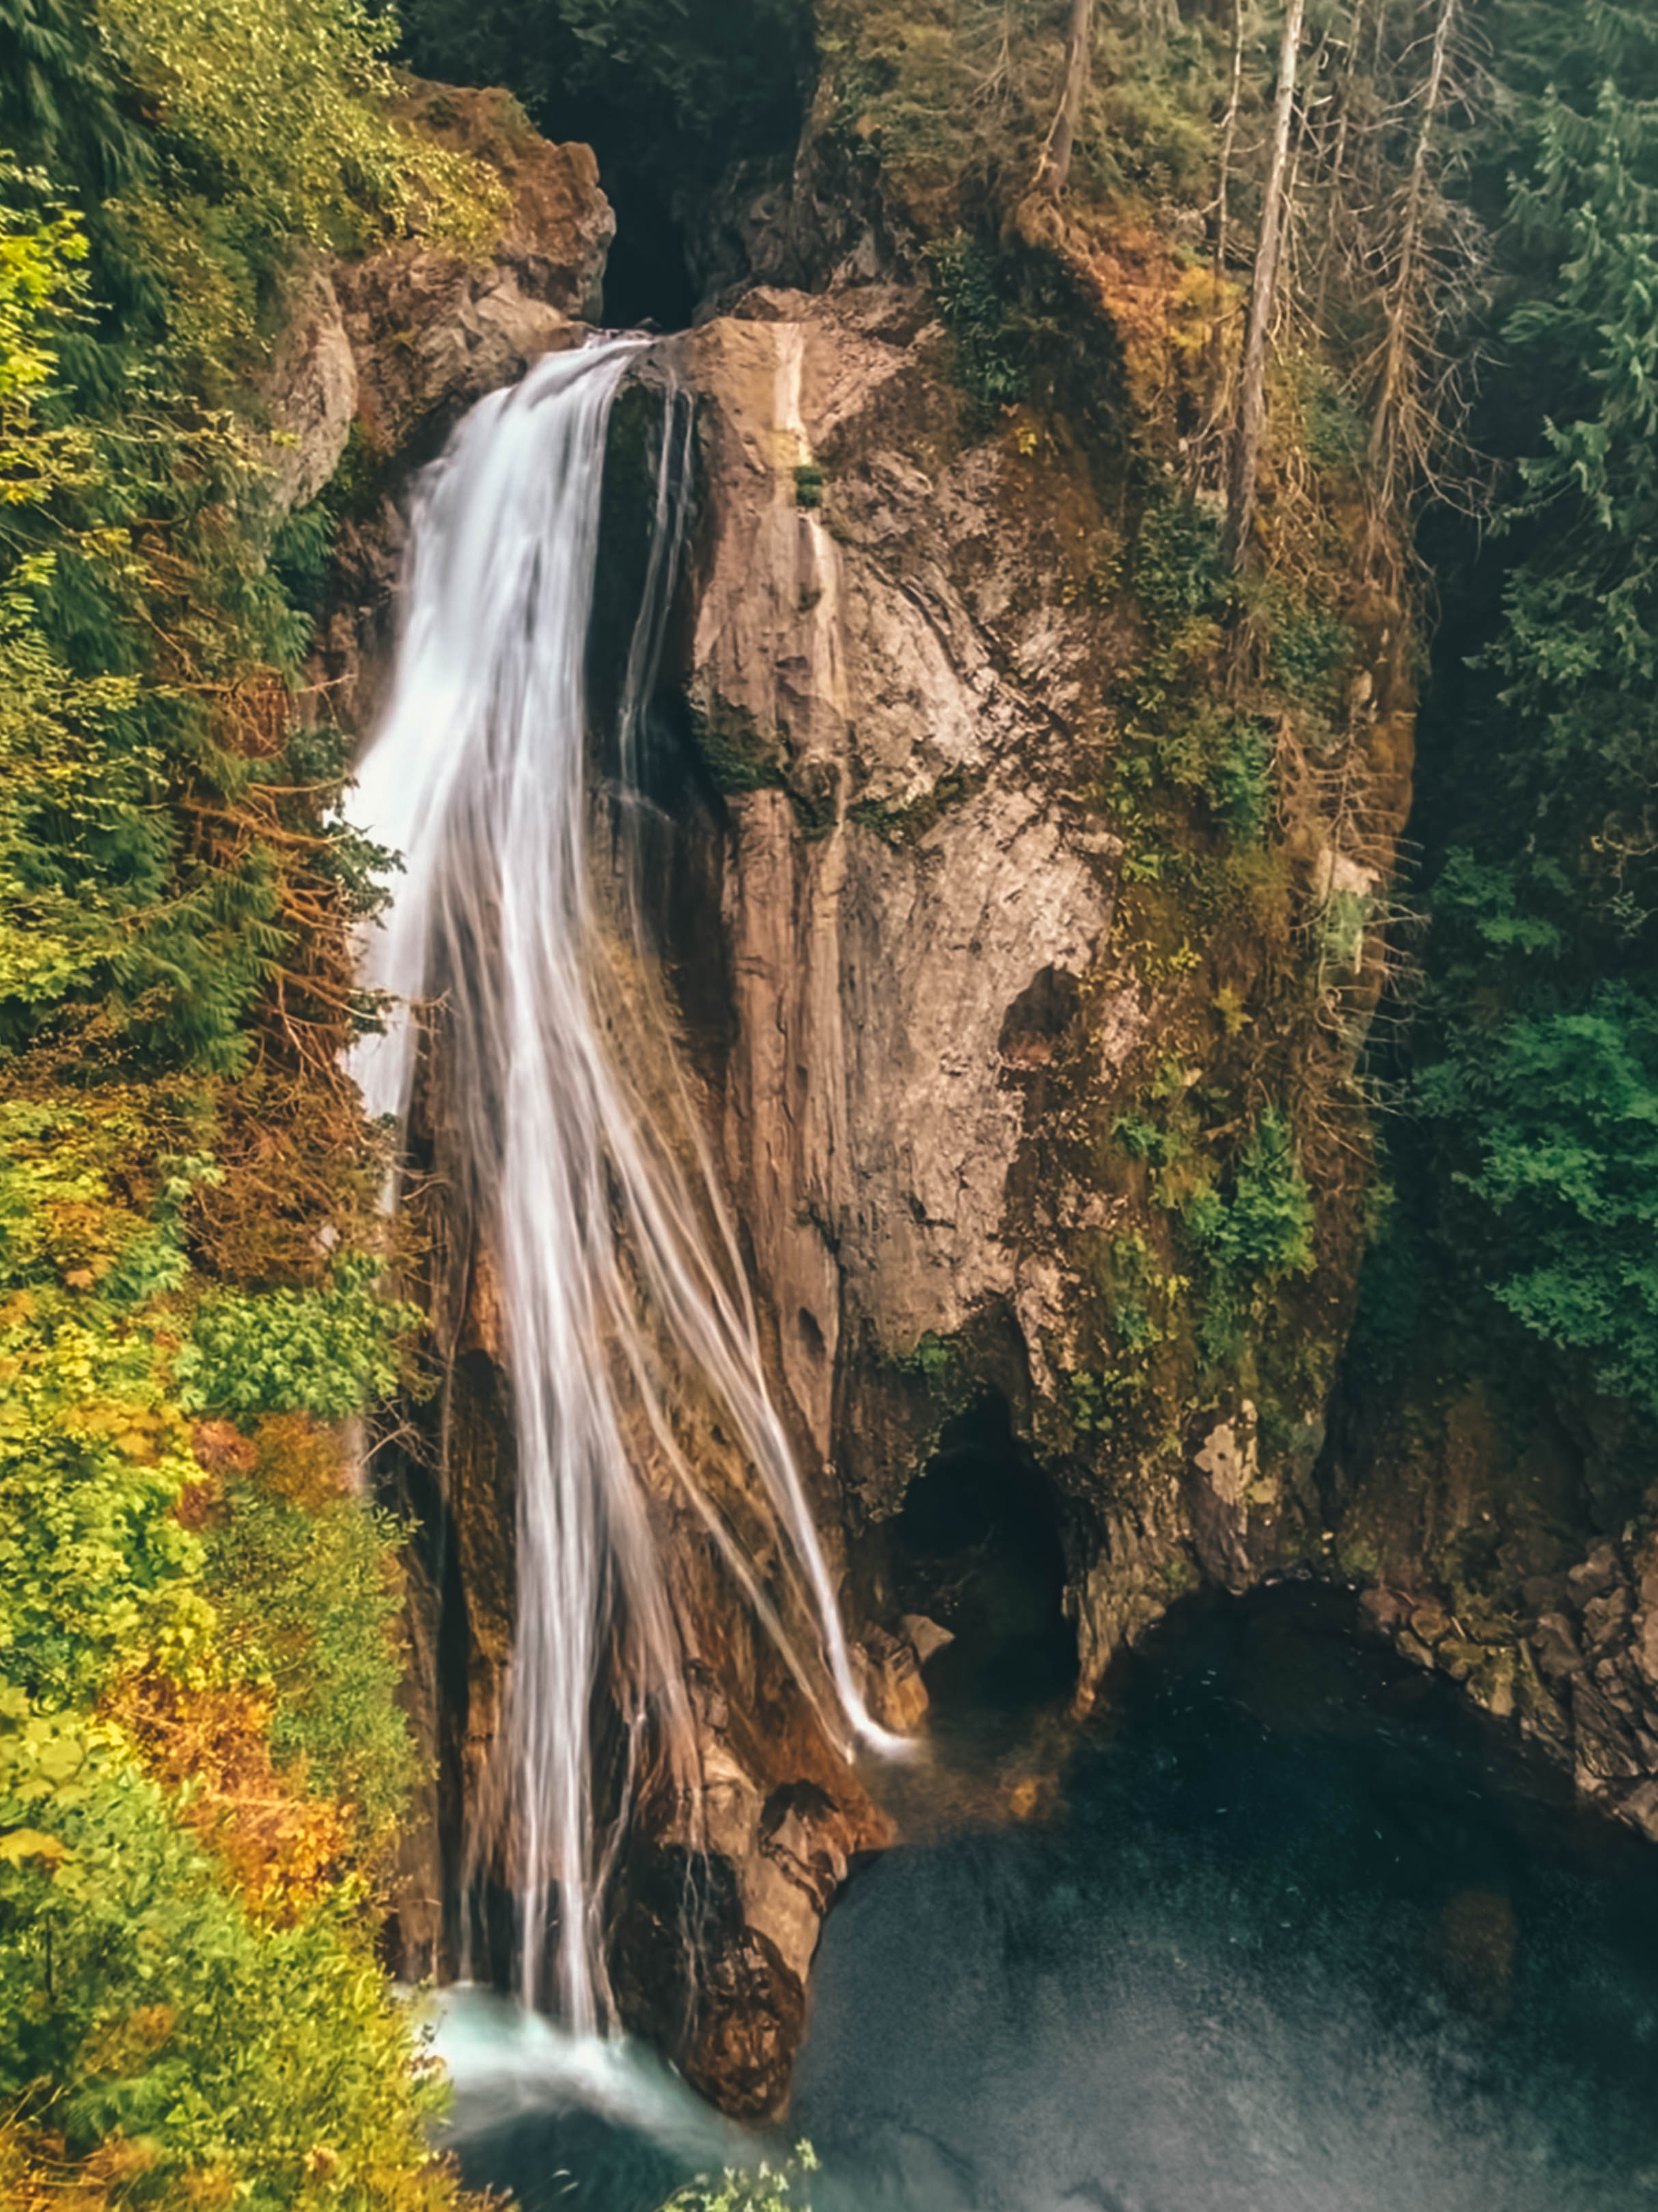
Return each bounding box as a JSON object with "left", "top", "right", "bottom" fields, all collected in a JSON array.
[
  {"left": 599, "top": 167, "right": 697, "bottom": 333},
  {"left": 889, "top": 1398, "right": 1076, "bottom": 1724},
  {"left": 400, "top": 0, "right": 813, "bottom": 330}
]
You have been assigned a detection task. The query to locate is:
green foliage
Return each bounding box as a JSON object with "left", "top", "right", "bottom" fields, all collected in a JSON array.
[
  {"left": 661, "top": 2142, "right": 818, "bottom": 2212},
  {"left": 0, "top": 1697, "right": 460, "bottom": 2209},
  {"left": 182, "top": 1256, "right": 420, "bottom": 1421},
  {"left": 1296, "top": 364, "right": 1366, "bottom": 474},
  {"left": 1111, "top": 1110, "right": 1165, "bottom": 1163},
  {"left": 1091, "top": 25, "right": 1216, "bottom": 197},
  {"left": 0, "top": 1101, "right": 210, "bottom": 1706},
  {"left": 792, "top": 461, "right": 824, "bottom": 510},
  {"left": 1208, "top": 718, "right": 1275, "bottom": 844},
  {"left": 686, "top": 696, "right": 785, "bottom": 797},
  {"left": 0, "top": 1095, "right": 417, "bottom": 1715},
  {"left": 0, "top": 5, "right": 486, "bottom": 2200},
  {"left": 0, "top": 1298, "right": 211, "bottom": 1708},
  {"left": 1093, "top": 1229, "right": 1188, "bottom": 1360},
  {"left": 1118, "top": 688, "right": 1275, "bottom": 851},
  {"left": 0, "top": 0, "right": 495, "bottom": 1072},
  {"left": 271, "top": 498, "right": 339, "bottom": 616},
  {"left": 1397, "top": 79, "right": 1658, "bottom": 1429},
  {"left": 808, "top": 0, "right": 1254, "bottom": 243},
  {"left": 1133, "top": 494, "right": 1227, "bottom": 622},
  {"left": 1420, "top": 986, "right": 1658, "bottom": 1418},
  {"left": 1183, "top": 1108, "right": 1316, "bottom": 1282},
  {"left": 1476, "top": 96, "right": 1658, "bottom": 904},
  {"left": 898, "top": 1329, "right": 958, "bottom": 1396},
  {"left": 206, "top": 1484, "right": 417, "bottom": 1838},
  {"left": 926, "top": 234, "right": 1025, "bottom": 415},
  {"left": 1263, "top": 593, "right": 1353, "bottom": 704},
  {"left": 848, "top": 766, "right": 973, "bottom": 845},
  {"left": 100, "top": 0, "right": 499, "bottom": 267},
  {"left": 1067, "top": 1368, "right": 1113, "bottom": 1435},
  {"left": 0, "top": 1086, "right": 443, "bottom": 2192}
]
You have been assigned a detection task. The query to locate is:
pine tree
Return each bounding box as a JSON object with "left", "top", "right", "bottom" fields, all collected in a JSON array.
[{"left": 1410, "top": 79, "right": 1658, "bottom": 1411}]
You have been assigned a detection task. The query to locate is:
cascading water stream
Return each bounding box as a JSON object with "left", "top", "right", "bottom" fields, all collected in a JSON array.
[{"left": 348, "top": 339, "right": 903, "bottom": 2035}]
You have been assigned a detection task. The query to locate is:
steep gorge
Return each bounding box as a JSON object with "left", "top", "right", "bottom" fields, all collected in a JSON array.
[
  {"left": 311, "top": 64, "right": 1424, "bottom": 2115},
  {"left": 321, "top": 33, "right": 1658, "bottom": 2120}
]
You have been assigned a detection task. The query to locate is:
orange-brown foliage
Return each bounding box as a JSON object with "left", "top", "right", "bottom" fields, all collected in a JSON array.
[
  {"left": 105, "top": 1676, "right": 354, "bottom": 1923},
  {"left": 252, "top": 1411, "right": 353, "bottom": 1511}
]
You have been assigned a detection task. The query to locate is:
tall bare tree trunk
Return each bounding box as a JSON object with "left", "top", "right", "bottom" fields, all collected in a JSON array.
[
  {"left": 1367, "top": 0, "right": 1455, "bottom": 513},
  {"left": 1312, "top": 0, "right": 1376, "bottom": 333},
  {"left": 1212, "top": 0, "right": 1245, "bottom": 286},
  {"left": 1224, "top": 0, "right": 1306, "bottom": 568},
  {"left": 1196, "top": 0, "right": 1247, "bottom": 467},
  {"left": 1034, "top": 0, "right": 1095, "bottom": 198}
]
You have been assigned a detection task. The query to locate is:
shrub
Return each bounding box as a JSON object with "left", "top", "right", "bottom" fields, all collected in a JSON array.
[
  {"left": 98, "top": 0, "right": 504, "bottom": 265},
  {"left": 0, "top": 1698, "right": 463, "bottom": 2209},
  {"left": 1183, "top": 1107, "right": 1316, "bottom": 1280},
  {"left": 661, "top": 2142, "right": 819, "bottom": 2212},
  {"left": 1134, "top": 495, "right": 1227, "bottom": 622},
  {"left": 1418, "top": 984, "right": 1658, "bottom": 1418},
  {"left": 205, "top": 1482, "right": 418, "bottom": 1841},
  {"left": 1267, "top": 594, "right": 1353, "bottom": 702},
  {"left": 1210, "top": 720, "right": 1275, "bottom": 844},
  {"left": 0, "top": 1301, "right": 212, "bottom": 1710},
  {"left": 181, "top": 1256, "right": 421, "bottom": 1421},
  {"left": 927, "top": 234, "right": 1025, "bottom": 413}
]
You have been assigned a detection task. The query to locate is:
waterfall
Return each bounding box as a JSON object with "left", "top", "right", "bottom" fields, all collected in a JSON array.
[{"left": 348, "top": 340, "right": 903, "bottom": 2036}]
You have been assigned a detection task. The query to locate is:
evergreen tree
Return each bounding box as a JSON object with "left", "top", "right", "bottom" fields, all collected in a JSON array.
[{"left": 1391, "top": 68, "right": 1658, "bottom": 1417}]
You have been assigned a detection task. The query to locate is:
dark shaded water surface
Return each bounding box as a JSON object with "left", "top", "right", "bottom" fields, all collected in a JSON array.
[{"left": 450, "top": 1585, "right": 1658, "bottom": 2211}]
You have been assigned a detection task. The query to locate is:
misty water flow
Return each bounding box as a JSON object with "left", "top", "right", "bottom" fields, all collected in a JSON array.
[
  {"left": 447, "top": 1587, "right": 1658, "bottom": 2212},
  {"left": 350, "top": 340, "right": 900, "bottom": 2032}
]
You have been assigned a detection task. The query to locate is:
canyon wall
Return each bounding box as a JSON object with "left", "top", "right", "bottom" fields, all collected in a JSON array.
[{"left": 300, "top": 77, "right": 1658, "bottom": 2122}]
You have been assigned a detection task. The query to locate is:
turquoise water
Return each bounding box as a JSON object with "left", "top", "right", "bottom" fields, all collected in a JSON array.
[{"left": 447, "top": 1586, "right": 1658, "bottom": 2211}]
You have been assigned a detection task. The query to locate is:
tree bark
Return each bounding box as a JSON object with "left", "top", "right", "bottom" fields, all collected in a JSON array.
[
  {"left": 1366, "top": 0, "right": 1455, "bottom": 512},
  {"left": 1211, "top": 0, "right": 1245, "bottom": 287},
  {"left": 1224, "top": 0, "right": 1306, "bottom": 568},
  {"left": 1034, "top": 0, "right": 1095, "bottom": 199},
  {"left": 1312, "top": 0, "right": 1376, "bottom": 333}
]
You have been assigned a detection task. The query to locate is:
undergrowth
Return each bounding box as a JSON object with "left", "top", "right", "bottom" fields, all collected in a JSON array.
[{"left": 0, "top": 2, "right": 493, "bottom": 2202}]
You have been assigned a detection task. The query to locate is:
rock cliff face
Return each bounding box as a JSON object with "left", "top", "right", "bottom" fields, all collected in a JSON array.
[
  {"left": 645, "top": 278, "right": 1409, "bottom": 1699},
  {"left": 307, "top": 77, "right": 1656, "bottom": 2124},
  {"left": 1325, "top": 1366, "right": 1658, "bottom": 1848},
  {"left": 664, "top": 296, "right": 1116, "bottom": 1491},
  {"left": 648, "top": 269, "right": 1658, "bottom": 1886}
]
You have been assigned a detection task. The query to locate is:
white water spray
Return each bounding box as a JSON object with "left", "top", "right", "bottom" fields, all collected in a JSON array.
[{"left": 350, "top": 340, "right": 904, "bottom": 2035}]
